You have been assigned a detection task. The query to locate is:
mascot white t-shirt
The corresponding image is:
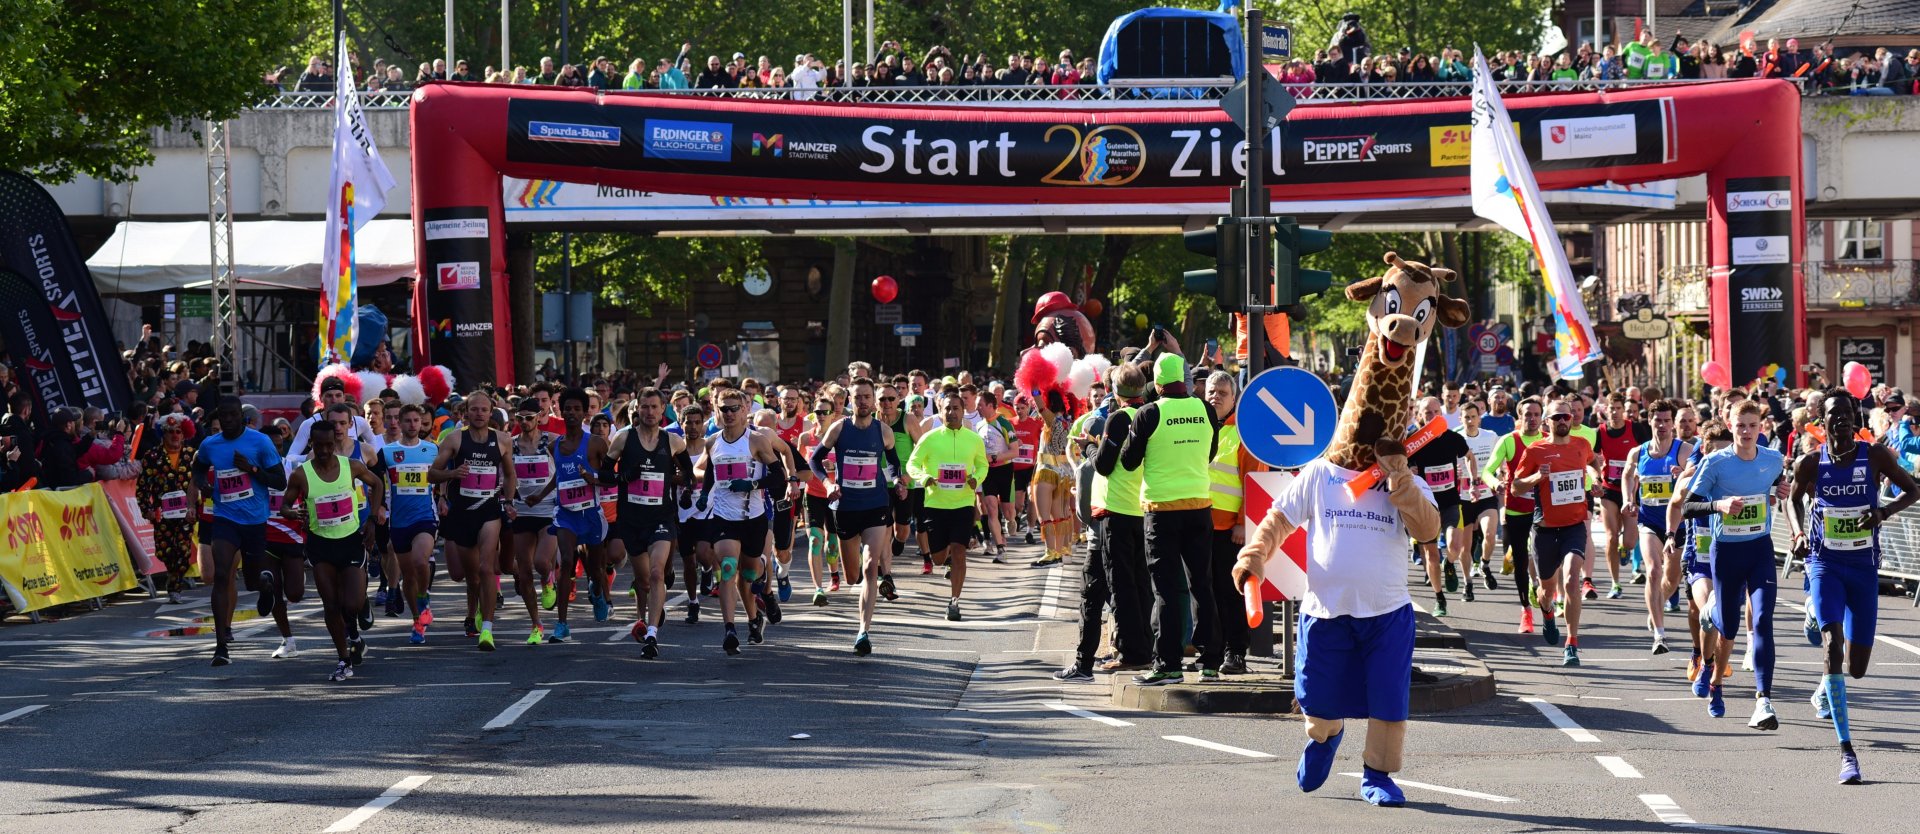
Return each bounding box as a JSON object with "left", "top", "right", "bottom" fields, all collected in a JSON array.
[{"left": 1270, "top": 458, "right": 1434, "bottom": 620}]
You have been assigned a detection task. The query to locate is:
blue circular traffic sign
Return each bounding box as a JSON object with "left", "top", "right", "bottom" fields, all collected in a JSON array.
[
  {"left": 1236, "top": 367, "right": 1337, "bottom": 469},
  {"left": 697, "top": 343, "right": 724, "bottom": 370}
]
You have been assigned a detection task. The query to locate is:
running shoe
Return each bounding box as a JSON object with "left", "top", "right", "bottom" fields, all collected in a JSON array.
[
  {"left": 1743, "top": 642, "right": 1756, "bottom": 671},
  {"left": 1813, "top": 683, "right": 1832, "bottom": 720},
  {"left": 374, "top": 588, "right": 389, "bottom": 608},
  {"left": 1749, "top": 697, "right": 1779, "bottom": 731},
  {"left": 641, "top": 633, "right": 659, "bottom": 659},
  {"left": 1443, "top": 562, "right": 1458, "bottom": 593},
  {"left": 1483, "top": 567, "right": 1497, "bottom": 591},
  {"left": 777, "top": 575, "right": 792, "bottom": 602},
  {"left": 854, "top": 633, "right": 873, "bottom": 657},
  {"left": 470, "top": 611, "right": 483, "bottom": 638},
  {"left": 723, "top": 629, "right": 742, "bottom": 656},
  {"left": 409, "top": 622, "right": 426, "bottom": 645},
  {"left": 356, "top": 604, "right": 374, "bottom": 632},
  {"left": 921, "top": 557, "right": 933, "bottom": 576},
  {"left": 1651, "top": 639, "right": 1669, "bottom": 656},
  {"left": 1031, "top": 551, "right": 1063, "bottom": 567},
  {"left": 1607, "top": 582, "right": 1624, "bottom": 600},
  {"left": 1630, "top": 570, "right": 1647, "bottom": 585},
  {"left": 1131, "top": 670, "right": 1183, "bottom": 686},
  {"left": 1582, "top": 578, "right": 1597, "bottom": 600},
  {"left": 540, "top": 583, "right": 557, "bottom": 610},
  {"left": 477, "top": 626, "right": 496, "bottom": 651},
  {"left": 685, "top": 601, "right": 701, "bottom": 624},
  {"left": 748, "top": 619, "right": 765, "bottom": 645},
  {"left": 991, "top": 550, "right": 1007, "bottom": 565},
  {"left": 946, "top": 599, "right": 962, "bottom": 621},
  {"left": 1052, "top": 666, "right": 1093, "bottom": 682},
  {"left": 329, "top": 661, "right": 353, "bottom": 682},
  {"left": 812, "top": 587, "right": 828, "bottom": 607},
  {"left": 829, "top": 571, "right": 842, "bottom": 591},
  {"left": 1687, "top": 653, "right": 1703, "bottom": 683},
  {"left": 1664, "top": 597, "right": 1681, "bottom": 614},
  {"left": 1434, "top": 599, "right": 1449, "bottom": 617},
  {"left": 1839, "top": 751, "right": 1862, "bottom": 785},
  {"left": 1199, "top": 668, "right": 1221, "bottom": 682},
  {"left": 211, "top": 643, "right": 232, "bottom": 667},
  {"left": 527, "top": 626, "right": 545, "bottom": 646},
  {"left": 348, "top": 636, "right": 366, "bottom": 667},
  {"left": 664, "top": 564, "right": 675, "bottom": 591},
  {"left": 1025, "top": 529, "right": 1036, "bottom": 545},
  {"left": 1542, "top": 616, "right": 1560, "bottom": 646},
  {"left": 1519, "top": 608, "right": 1535, "bottom": 634},
  {"left": 1463, "top": 586, "right": 1475, "bottom": 603},
  {"left": 878, "top": 576, "right": 898, "bottom": 601},
  {"left": 271, "top": 637, "right": 300, "bottom": 659},
  {"left": 702, "top": 568, "right": 718, "bottom": 597},
  {"left": 1097, "top": 659, "right": 1150, "bottom": 673},
  {"left": 591, "top": 594, "right": 612, "bottom": 622},
  {"left": 1707, "top": 685, "right": 1726, "bottom": 717},
  {"left": 553, "top": 621, "right": 571, "bottom": 642},
  {"left": 762, "top": 590, "right": 783, "bottom": 624},
  {"left": 255, "top": 571, "right": 278, "bottom": 616},
  {"left": 1221, "top": 652, "right": 1248, "bottom": 675},
  {"left": 386, "top": 593, "right": 405, "bottom": 618},
  {"left": 419, "top": 605, "right": 434, "bottom": 627},
  {"left": 1562, "top": 645, "right": 1580, "bottom": 667},
  {"left": 1555, "top": 599, "right": 1566, "bottom": 618},
  {"left": 1692, "top": 669, "right": 1712, "bottom": 699},
  {"left": 1804, "top": 607, "right": 1822, "bottom": 646}
]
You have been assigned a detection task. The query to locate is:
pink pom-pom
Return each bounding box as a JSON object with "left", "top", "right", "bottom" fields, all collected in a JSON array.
[
  {"left": 313, "top": 364, "right": 360, "bottom": 403},
  {"left": 1015, "top": 346, "right": 1063, "bottom": 399},
  {"left": 419, "top": 365, "right": 455, "bottom": 406}
]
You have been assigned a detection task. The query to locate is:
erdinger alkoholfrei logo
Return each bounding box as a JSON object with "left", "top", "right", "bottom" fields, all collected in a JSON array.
[
  {"left": 752, "top": 133, "right": 784, "bottom": 157},
  {"left": 644, "top": 119, "right": 733, "bottom": 162}
]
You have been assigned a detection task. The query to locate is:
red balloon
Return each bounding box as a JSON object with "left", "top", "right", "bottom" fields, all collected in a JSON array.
[
  {"left": 870, "top": 275, "right": 898, "bottom": 304},
  {"left": 1080, "top": 298, "right": 1104, "bottom": 318}
]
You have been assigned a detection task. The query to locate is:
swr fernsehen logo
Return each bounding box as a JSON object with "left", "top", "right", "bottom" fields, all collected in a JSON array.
[
  {"left": 645, "top": 119, "right": 733, "bottom": 161},
  {"left": 528, "top": 121, "right": 621, "bottom": 146}
]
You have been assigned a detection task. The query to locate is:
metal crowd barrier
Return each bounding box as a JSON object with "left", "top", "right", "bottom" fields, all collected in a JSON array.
[{"left": 1769, "top": 499, "right": 1920, "bottom": 607}]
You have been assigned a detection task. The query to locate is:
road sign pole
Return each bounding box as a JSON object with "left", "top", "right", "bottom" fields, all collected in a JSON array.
[{"left": 1244, "top": 7, "right": 1270, "bottom": 378}]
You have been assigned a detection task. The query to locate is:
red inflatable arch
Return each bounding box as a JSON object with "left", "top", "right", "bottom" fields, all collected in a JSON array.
[{"left": 409, "top": 79, "right": 1805, "bottom": 387}]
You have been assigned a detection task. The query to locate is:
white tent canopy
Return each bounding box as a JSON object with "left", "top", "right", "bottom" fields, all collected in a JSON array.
[{"left": 87, "top": 219, "right": 417, "bottom": 295}]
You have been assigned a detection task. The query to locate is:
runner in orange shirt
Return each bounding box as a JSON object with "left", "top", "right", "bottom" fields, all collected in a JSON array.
[{"left": 1512, "top": 397, "right": 1606, "bottom": 667}]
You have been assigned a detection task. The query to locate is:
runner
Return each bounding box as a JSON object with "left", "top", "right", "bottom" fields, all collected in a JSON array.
[
  {"left": 1010, "top": 396, "right": 1042, "bottom": 545},
  {"left": 1484, "top": 397, "right": 1545, "bottom": 632},
  {"left": 284, "top": 376, "right": 382, "bottom": 465},
  {"left": 973, "top": 389, "right": 1016, "bottom": 561},
  {"left": 378, "top": 404, "right": 439, "bottom": 644},
  {"left": 1666, "top": 423, "right": 1731, "bottom": 697},
  {"left": 1787, "top": 393, "right": 1917, "bottom": 782},
  {"left": 262, "top": 420, "right": 308, "bottom": 658},
  {"left": 428, "top": 391, "right": 516, "bottom": 651},
  {"left": 1511, "top": 398, "right": 1604, "bottom": 666},
  {"left": 506, "top": 400, "right": 558, "bottom": 643},
  {"left": 1669, "top": 400, "right": 1788, "bottom": 727},
  {"left": 906, "top": 389, "right": 988, "bottom": 630},
  {"left": 809, "top": 377, "right": 907, "bottom": 650},
  {"left": 1455, "top": 399, "right": 1501, "bottom": 595},
  {"left": 696, "top": 387, "right": 787, "bottom": 655},
  {"left": 189, "top": 396, "right": 288, "bottom": 666},
  {"left": 798, "top": 397, "right": 840, "bottom": 603},
  {"left": 675, "top": 403, "right": 713, "bottom": 624},
  {"left": 773, "top": 386, "right": 811, "bottom": 602},
  {"left": 1409, "top": 396, "right": 1470, "bottom": 615},
  {"left": 280, "top": 418, "right": 385, "bottom": 682},
  {"left": 1620, "top": 399, "right": 1690, "bottom": 654},
  {"left": 882, "top": 383, "right": 929, "bottom": 582},
  {"left": 608, "top": 388, "right": 693, "bottom": 657},
  {"left": 549, "top": 387, "right": 614, "bottom": 642},
  {"left": 1596, "top": 392, "right": 1649, "bottom": 600}
]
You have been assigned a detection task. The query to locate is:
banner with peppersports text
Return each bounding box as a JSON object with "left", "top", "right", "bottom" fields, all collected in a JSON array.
[{"left": 0, "top": 484, "right": 140, "bottom": 613}]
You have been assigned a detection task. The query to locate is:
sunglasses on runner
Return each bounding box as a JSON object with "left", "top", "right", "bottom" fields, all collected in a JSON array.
[
  {"left": 1550, "top": 413, "right": 1573, "bottom": 422},
  {"left": 879, "top": 396, "right": 898, "bottom": 403},
  {"left": 720, "top": 405, "right": 743, "bottom": 414}
]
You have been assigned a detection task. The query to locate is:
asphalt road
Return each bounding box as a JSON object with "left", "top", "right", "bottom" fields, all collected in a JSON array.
[{"left": 3, "top": 538, "right": 1916, "bottom": 833}]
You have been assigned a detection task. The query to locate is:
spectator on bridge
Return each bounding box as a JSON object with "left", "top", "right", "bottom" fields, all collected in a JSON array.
[
  {"left": 450, "top": 59, "right": 476, "bottom": 82},
  {"left": 1728, "top": 45, "right": 1758, "bottom": 78},
  {"left": 1674, "top": 38, "right": 1700, "bottom": 78},
  {"left": 536, "top": 57, "right": 557, "bottom": 84},
  {"left": 896, "top": 56, "right": 928, "bottom": 86},
  {"left": 658, "top": 44, "right": 693, "bottom": 89},
  {"left": 1701, "top": 43, "right": 1727, "bottom": 78},
  {"left": 1644, "top": 40, "right": 1678, "bottom": 80},
  {"left": 1436, "top": 48, "right": 1469, "bottom": 81},
  {"left": 1589, "top": 45, "right": 1623, "bottom": 81},
  {"left": 1853, "top": 47, "right": 1908, "bottom": 95},
  {"left": 1407, "top": 54, "right": 1437, "bottom": 83},
  {"left": 557, "top": 63, "right": 587, "bottom": 87},
  {"left": 415, "top": 62, "right": 434, "bottom": 86},
  {"left": 379, "top": 66, "right": 408, "bottom": 91},
  {"left": 791, "top": 54, "right": 826, "bottom": 100},
  {"left": 1803, "top": 45, "right": 1838, "bottom": 90},
  {"left": 695, "top": 54, "right": 735, "bottom": 88},
  {"left": 297, "top": 56, "right": 332, "bottom": 92},
  {"left": 623, "top": 59, "right": 647, "bottom": 89},
  {"left": 587, "top": 57, "right": 613, "bottom": 90},
  {"left": 1551, "top": 53, "right": 1579, "bottom": 83},
  {"left": 1329, "top": 13, "right": 1370, "bottom": 79},
  {"left": 513, "top": 65, "right": 531, "bottom": 83},
  {"left": 430, "top": 59, "right": 447, "bottom": 80}
]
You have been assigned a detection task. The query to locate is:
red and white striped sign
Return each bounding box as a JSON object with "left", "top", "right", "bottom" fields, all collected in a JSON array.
[{"left": 1242, "top": 470, "right": 1308, "bottom": 602}]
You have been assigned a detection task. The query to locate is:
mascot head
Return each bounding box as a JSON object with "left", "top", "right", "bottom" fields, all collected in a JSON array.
[
  {"left": 1345, "top": 252, "right": 1471, "bottom": 371},
  {"left": 1031, "top": 291, "right": 1097, "bottom": 359}
]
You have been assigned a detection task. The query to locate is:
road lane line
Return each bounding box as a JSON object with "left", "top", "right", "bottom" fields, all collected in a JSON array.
[
  {"left": 323, "top": 774, "right": 433, "bottom": 832},
  {"left": 0, "top": 705, "right": 48, "bottom": 724},
  {"left": 1162, "top": 735, "right": 1274, "bottom": 758},
  {"left": 1876, "top": 635, "right": 1920, "bottom": 658},
  {"left": 1644, "top": 697, "right": 1697, "bottom": 701},
  {"left": 1336, "top": 773, "right": 1517, "bottom": 803},
  {"left": 538, "top": 680, "right": 634, "bottom": 686},
  {"left": 1640, "top": 794, "right": 1696, "bottom": 824},
  {"left": 418, "top": 681, "right": 512, "bottom": 687},
  {"left": 482, "top": 689, "right": 551, "bottom": 729},
  {"left": 1596, "top": 756, "right": 1643, "bottom": 778},
  {"left": 0, "top": 694, "right": 50, "bottom": 700},
  {"left": 1037, "top": 564, "right": 1065, "bottom": 620},
  {"left": 1044, "top": 702, "right": 1134, "bottom": 727},
  {"left": 73, "top": 690, "right": 158, "bottom": 696},
  {"left": 1520, "top": 696, "right": 1600, "bottom": 743}
]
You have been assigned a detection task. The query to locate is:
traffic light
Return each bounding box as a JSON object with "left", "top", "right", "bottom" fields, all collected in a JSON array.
[
  {"left": 1273, "top": 218, "right": 1335, "bottom": 309},
  {"left": 1183, "top": 218, "right": 1245, "bottom": 312}
]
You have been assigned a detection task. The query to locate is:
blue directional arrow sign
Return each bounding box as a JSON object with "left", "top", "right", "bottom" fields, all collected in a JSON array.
[{"left": 1236, "top": 367, "right": 1337, "bottom": 469}]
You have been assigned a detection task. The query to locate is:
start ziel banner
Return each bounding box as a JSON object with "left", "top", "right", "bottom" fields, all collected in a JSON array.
[{"left": 504, "top": 97, "right": 1674, "bottom": 191}]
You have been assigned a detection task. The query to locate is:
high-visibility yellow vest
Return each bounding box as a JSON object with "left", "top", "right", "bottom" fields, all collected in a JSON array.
[
  {"left": 1208, "top": 421, "right": 1242, "bottom": 514},
  {"left": 1141, "top": 397, "right": 1212, "bottom": 505},
  {"left": 1093, "top": 406, "right": 1142, "bottom": 517}
]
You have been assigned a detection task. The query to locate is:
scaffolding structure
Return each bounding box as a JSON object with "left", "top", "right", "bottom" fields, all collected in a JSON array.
[{"left": 204, "top": 119, "right": 240, "bottom": 395}]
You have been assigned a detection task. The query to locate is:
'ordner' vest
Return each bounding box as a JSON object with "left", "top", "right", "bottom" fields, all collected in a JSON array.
[
  {"left": 1093, "top": 406, "right": 1143, "bottom": 517},
  {"left": 1141, "top": 397, "right": 1212, "bottom": 505}
]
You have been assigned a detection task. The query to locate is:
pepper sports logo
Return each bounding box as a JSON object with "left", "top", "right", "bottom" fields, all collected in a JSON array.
[
  {"left": 751, "top": 133, "right": 784, "bottom": 157},
  {"left": 1302, "top": 134, "right": 1415, "bottom": 165}
]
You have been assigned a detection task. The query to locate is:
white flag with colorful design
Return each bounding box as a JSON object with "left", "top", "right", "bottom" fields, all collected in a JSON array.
[
  {"left": 1467, "top": 47, "right": 1599, "bottom": 379},
  {"left": 319, "top": 32, "right": 397, "bottom": 366}
]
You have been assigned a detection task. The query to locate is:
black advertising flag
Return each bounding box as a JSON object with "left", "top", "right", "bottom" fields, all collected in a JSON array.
[
  {"left": 0, "top": 170, "right": 135, "bottom": 412},
  {"left": 418, "top": 206, "right": 498, "bottom": 387},
  {"left": 1723, "top": 175, "right": 1797, "bottom": 385},
  {"left": 0, "top": 267, "right": 89, "bottom": 415}
]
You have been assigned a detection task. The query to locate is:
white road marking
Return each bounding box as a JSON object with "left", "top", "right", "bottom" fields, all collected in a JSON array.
[
  {"left": 1596, "top": 756, "right": 1644, "bottom": 778},
  {"left": 418, "top": 681, "right": 513, "bottom": 687},
  {"left": 538, "top": 680, "right": 635, "bottom": 686},
  {"left": 1520, "top": 696, "right": 1600, "bottom": 743},
  {"left": 1337, "top": 773, "right": 1517, "bottom": 803},
  {"left": 1640, "top": 794, "right": 1696, "bottom": 824},
  {"left": 482, "top": 689, "right": 551, "bottom": 729},
  {"left": 1876, "top": 634, "right": 1920, "bottom": 659},
  {"left": 1644, "top": 697, "right": 1699, "bottom": 701},
  {"left": 72, "top": 690, "right": 159, "bottom": 696},
  {"left": 0, "top": 704, "right": 48, "bottom": 724},
  {"left": 1037, "top": 564, "right": 1066, "bottom": 620},
  {"left": 1043, "top": 702, "right": 1133, "bottom": 727},
  {"left": 0, "top": 694, "right": 50, "bottom": 700},
  {"left": 1162, "top": 735, "right": 1274, "bottom": 758},
  {"left": 322, "top": 774, "right": 433, "bottom": 832}
]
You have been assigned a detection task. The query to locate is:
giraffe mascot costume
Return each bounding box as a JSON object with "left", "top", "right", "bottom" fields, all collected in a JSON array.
[{"left": 1234, "top": 252, "right": 1470, "bottom": 807}]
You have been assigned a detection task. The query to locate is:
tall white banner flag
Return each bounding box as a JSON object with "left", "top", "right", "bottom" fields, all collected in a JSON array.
[
  {"left": 1467, "top": 47, "right": 1600, "bottom": 379},
  {"left": 319, "top": 33, "right": 397, "bottom": 366}
]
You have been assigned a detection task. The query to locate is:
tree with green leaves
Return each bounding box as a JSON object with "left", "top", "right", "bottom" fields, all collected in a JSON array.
[
  {"left": 0, "top": 0, "right": 310, "bottom": 183},
  {"left": 1276, "top": 0, "right": 1549, "bottom": 61}
]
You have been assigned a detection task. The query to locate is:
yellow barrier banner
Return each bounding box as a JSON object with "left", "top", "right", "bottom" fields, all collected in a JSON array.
[{"left": 0, "top": 485, "right": 140, "bottom": 613}]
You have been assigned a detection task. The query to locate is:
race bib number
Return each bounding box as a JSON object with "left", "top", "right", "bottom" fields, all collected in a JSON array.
[
  {"left": 937, "top": 464, "right": 968, "bottom": 490},
  {"left": 714, "top": 454, "right": 751, "bottom": 482},
  {"left": 267, "top": 488, "right": 284, "bottom": 513},
  {"left": 1820, "top": 505, "right": 1873, "bottom": 551},
  {"left": 1605, "top": 458, "right": 1627, "bottom": 482},
  {"left": 215, "top": 468, "right": 254, "bottom": 502},
  {"left": 313, "top": 491, "right": 355, "bottom": 530},
  {"left": 160, "top": 490, "right": 190, "bottom": 520},
  {"left": 1720, "top": 494, "right": 1770, "bottom": 537},
  {"left": 556, "top": 478, "right": 595, "bottom": 511},
  {"left": 1014, "top": 444, "right": 1036, "bottom": 466},
  {"left": 513, "top": 454, "right": 553, "bottom": 488},
  {"left": 460, "top": 463, "right": 499, "bottom": 499},
  {"left": 841, "top": 452, "right": 879, "bottom": 490},
  {"left": 1547, "top": 470, "right": 1585, "bottom": 506},
  {"left": 1638, "top": 474, "right": 1673, "bottom": 506},
  {"left": 626, "top": 472, "right": 667, "bottom": 505},
  {"left": 392, "top": 464, "right": 431, "bottom": 496},
  {"left": 1694, "top": 531, "right": 1714, "bottom": 565},
  {"left": 1422, "top": 464, "right": 1456, "bottom": 491}
]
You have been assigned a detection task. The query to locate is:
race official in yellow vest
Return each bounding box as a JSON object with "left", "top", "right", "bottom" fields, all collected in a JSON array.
[
  {"left": 1062, "top": 363, "right": 1156, "bottom": 677},
  {"left": 1119, "top": 353, "right": 1223, "bottom": 684},
  {"left": 1203, "top": 369, "right": 1261, "bottom": 674}
]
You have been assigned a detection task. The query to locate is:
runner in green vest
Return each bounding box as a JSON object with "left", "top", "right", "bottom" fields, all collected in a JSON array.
[
  {"left": 906, "top": 390, "right": 989, "bottom": 629},
  {"left": 1120, "top": 353, "right": 1222, "bottom": 685},
  {"left": 281, "top": 418, "right": 387, "bottom": 683}
]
